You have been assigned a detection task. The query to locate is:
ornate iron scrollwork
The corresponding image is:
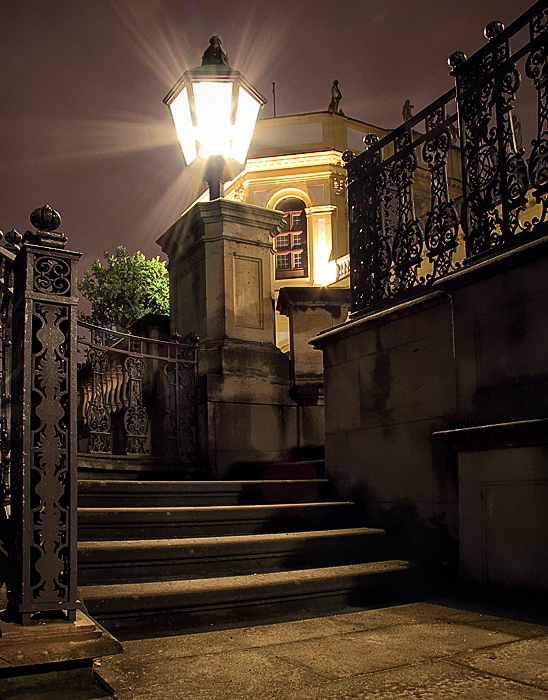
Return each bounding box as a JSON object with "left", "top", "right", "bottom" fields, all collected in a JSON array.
[
  {"left": 163, "top": 362, "right": 178, "bottom": 456},
  {"left": 77, "top": 322, "right": 198, "bottom": 461},
  {"left": 33, "top": 257, "right": 71, "bottom": 296},
  {"left": 10, "top": 225, "right": 79, "bottom": 623},
  {"left": 0, "top": 238, "right": 16, "bottom": 510},
  {"left": 86, "top": 347, "right": 111, "bottom": 453},
  {"left": 390, "top": 129, "right": 423, "bottom": 294},
  {"left": 526, "top": 25, "right": 548, "bottom": 199},
  {"left": 457, "top": 21, "right": 530, "bottom": 255},
  {"left": 344, "top": 3, "right": 547, "bottom": 317},
  {"left": 458, "top": 48, "right": 501, "bottom": 256},
  {"left": 423, "top": 109, "right": 460, "bottom": 279},
  {"left": 124, "top": 354, "right": 149, "bottom": 455},
  {"left": 31, "top": 302, "right": 70, "bottom": 604},
  {"left": 348, "top": 134, "right": 383, "bottom": 312}
]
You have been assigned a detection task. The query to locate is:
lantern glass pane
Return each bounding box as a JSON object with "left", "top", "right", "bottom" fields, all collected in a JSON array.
[
  {"left": 193, "top": 81, "right": 233, "bottom": 158},
  {"left": 232, "top": 86, "right": 261, "bottom": 165},
  {"left": 169, "top": 87, "right": 196, "bottom": 164}
]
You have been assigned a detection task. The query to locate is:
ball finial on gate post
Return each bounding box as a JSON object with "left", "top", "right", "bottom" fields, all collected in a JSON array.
[
  {"left": 25, "top": 205, "right": 67, "bottom": 248},
  {"left": 484, "top": 21, "right": 505, "bottom": 40}
]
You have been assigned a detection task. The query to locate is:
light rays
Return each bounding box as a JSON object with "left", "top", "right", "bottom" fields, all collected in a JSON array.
[
  {"left": 2, "top": 114, "right": 178, "bottom": 171},
  {"left": 110, "top": 0, "right": 294, "bottom": 105}
]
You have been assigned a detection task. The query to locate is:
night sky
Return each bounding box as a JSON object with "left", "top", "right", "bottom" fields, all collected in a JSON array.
[{"left": 1, "top": 0, "right": 534, "bottom": 275}]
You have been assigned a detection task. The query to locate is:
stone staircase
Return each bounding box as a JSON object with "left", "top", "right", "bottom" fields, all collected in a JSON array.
[{"left": 77, "top": 461, "right": 417, "bottom": 639}]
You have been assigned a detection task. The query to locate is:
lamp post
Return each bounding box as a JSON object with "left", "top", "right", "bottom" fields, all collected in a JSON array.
[{"left": 164, "top": 36, "right": 267, "bottom": 200}]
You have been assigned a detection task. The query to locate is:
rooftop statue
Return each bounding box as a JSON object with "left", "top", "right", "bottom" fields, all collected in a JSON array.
[
  {"left": 402, "top": 99, "right": 414, "bottom": 121},
  {"left": 328, "top": 80, "right": 345, "bottom": 116},
  {"left": 201, "top": 36, "right": 230, "bottom": 67}
]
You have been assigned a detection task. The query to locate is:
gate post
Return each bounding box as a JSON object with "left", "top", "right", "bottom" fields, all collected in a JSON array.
[{"left": 8, "top": 206, "right": 81, "bottom": 623}]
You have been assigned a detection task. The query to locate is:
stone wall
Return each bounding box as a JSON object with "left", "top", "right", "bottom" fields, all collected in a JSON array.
[{"left": 312, "top": 237, "right": 548, "bottom": 593}]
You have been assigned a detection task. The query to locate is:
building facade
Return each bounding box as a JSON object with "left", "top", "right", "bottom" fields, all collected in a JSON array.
[{"left": 187, "top": 109, "right": 462, "bottom": 351}]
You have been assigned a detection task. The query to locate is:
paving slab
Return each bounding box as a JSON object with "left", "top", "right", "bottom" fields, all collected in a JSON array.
[
  {"left": 455, "top": 636, "right": 548, "bottom": 690},
  {"left": 266, "top": 622, "right": 518, "bottom": 680},
  {"left": 335, "top": 601, "right": 548, "bottom": 637},
  {"left": 294, "top": 660, "right": 548, "bottom": 699},
  {"left": 106, "top": 614, "right": 361, "bottom": 662},
  {"left": 95, "top": 601, "right": 548, "bottom": 700},
  {"left": 100, "top": 648, "right": 326, "bottom": 700}
]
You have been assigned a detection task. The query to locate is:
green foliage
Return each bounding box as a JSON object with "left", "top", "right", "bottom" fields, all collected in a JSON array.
[{"left": 78, "top": 247, "right": 169, "bottom": 332}]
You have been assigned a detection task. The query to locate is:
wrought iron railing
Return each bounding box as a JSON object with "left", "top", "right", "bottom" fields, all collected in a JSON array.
[
  {"left": 0, "top": 230, "right": 21, "bottom": 510},
  {"left": 77, "top": 322, "right": 198, "bottom": 461},
  {"left": 345, "top": 0, "right": 548, "bottom": 316}
]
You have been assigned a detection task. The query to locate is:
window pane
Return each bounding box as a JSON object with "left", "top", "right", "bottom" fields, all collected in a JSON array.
[
  {"left": 276, "top": 235, "right": 290, "bottom": 251},
  {"left": 277, "top": 254, "right": 290, "bottom": 270},
  {"left": 291, "top": 213, "right": 304, "bottom": 231},
  {"left": 292, "top": 234, "right": 301, "bottom": 248},
  {"left": 294, "top": 253, "right": 303, "bottom": 269}
]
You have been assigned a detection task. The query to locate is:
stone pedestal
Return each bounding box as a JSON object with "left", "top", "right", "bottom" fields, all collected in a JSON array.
[
  {"left": 0, "top": 603, "right": 122, "bottom": 698},
  {"left": 158, "top": 200, "right": 298, "bottom": 476},
  {"left": 277, "top": 287, "right": 351, "bottom": 447}
]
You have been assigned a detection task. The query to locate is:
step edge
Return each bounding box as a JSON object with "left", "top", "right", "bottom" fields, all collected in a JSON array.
[
  {"left": 78, "top": 501, "right": 354, "bottom": 514},
  {"left": 77, "top": 527, "right": 387, "bottom": 553},
  {"left": 80, "top": 560, "right": 411, "bottom": 600}
]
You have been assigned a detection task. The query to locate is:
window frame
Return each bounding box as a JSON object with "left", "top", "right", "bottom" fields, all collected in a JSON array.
[{"left": 273, "top": 201, "right": 308, "bottom": 280}]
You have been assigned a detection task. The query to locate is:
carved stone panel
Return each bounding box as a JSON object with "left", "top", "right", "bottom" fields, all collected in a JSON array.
[{"left": 233, "top": 254, "right": 264, "bottom": 330}]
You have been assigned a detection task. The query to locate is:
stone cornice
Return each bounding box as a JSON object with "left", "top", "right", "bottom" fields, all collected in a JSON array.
[
  {"left": 245, "top": 151, "right": 344, "bottom": 172},
  {"left": 157, "top": 199, "right": 285, "bottom": 261}
]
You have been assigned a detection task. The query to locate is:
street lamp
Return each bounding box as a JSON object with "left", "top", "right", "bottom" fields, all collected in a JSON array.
[{"left": 164, "top": 36, "right": 267, "bottom": 199}]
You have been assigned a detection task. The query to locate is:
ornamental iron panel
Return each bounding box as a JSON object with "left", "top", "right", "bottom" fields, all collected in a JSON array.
[
  {"left": 345, "top": 91, "right": 461, "bottom": 315},
  {"left": 346, "top": 0, "right": 548, "bottom": 317},
  {"left": 8, "top": 206, "right": 80, "bottom": 624},
  {"left": 77, "top": 322, "right": 197, "bottom": 461}
]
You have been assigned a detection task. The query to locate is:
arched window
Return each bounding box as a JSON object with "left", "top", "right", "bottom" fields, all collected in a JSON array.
[{"left": 274, "top": 198, "right": 308, "bottom": 279}]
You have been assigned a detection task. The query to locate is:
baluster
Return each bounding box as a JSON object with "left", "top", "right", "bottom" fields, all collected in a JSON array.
[
  {"left": 86, "top": 345, "right": 112, "bottom": 454},
  {"left": 163, "top": 361, "right": 178, "bottom": 457},
  {"left": 345, "top": 135, "right": 386, "bottom": 314},
  {"left": 121, "top": 364, "right": 129, "bottom": 409},
  {"left": 526, "top": 8, "right": 548, "bottom": 208},
  {"left": 422, "top": 106, "right": 460, "bottom": 279},
  {"left": 81, "top": 379, "right": 90, "bottom": 425},
  {"left": 176, "top": 344, "right": 198, "bottom": 459},
  {"left": 104, "top": 362, "right": 114, "bottom": 415},
  {"left": 485, "top": 22, "right": 529, "bottom": 238},
  {"left": 452, "top": 34, "right": 503, "bottom": 256},
  {"left": 110, "top": 360, "right": 120, "bottom": 412},
  {"left": 390, "top": 127, "right": 423, "bottom": 294},
  {"left": 124, "top": 338, "right": 149, "bottom": 454}
]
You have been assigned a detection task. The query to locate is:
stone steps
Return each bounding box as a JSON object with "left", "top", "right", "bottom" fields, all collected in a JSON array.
[
  {"left": 77, "top": 465, "right": 417, "bottom": 638},
  {"left": 77, "top": 478, "right": 330, "bottom": 507},
  {"left": 78, "top": 502, "right": 357, "bottom": 540},
  {"left": 77, "top": 527, "right": 387, "bottom": 585},
  {"left": 80, "top": 560, "right": 414, "bottom": 639}
]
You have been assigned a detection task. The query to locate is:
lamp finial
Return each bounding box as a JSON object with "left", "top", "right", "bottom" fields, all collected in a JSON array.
[{"left": 201, "top": 36, "right": 230, "bottom": 67}]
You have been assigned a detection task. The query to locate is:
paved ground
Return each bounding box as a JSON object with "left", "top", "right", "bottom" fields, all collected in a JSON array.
[{"left": 95, "top": 600, "right": 548, "bottom": 699}]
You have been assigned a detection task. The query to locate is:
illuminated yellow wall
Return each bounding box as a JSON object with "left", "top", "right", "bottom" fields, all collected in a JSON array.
[{"left": 207, "top": 111, "right": 463, "bottom": 351}]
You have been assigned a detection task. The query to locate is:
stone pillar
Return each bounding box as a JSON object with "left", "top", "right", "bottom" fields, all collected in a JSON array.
[
  {"left": 158, "top": 199, "right": 297, "bottom": 476},
  {"left": 277, "top": 286, "right": 351, "bottom": 448},
  {"left": 305, "top": 205, "right": 337, "bottom": 285}
]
